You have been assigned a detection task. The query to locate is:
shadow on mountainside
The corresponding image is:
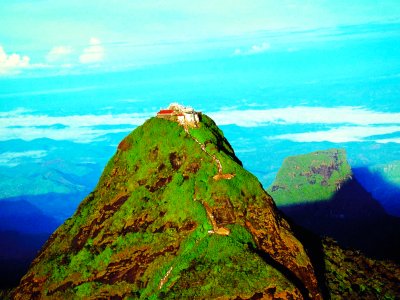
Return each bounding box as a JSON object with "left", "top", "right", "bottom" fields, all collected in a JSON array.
[
  {"left": 1, "top": 192, "right": 86, "bottom": 222},
  {"left": 0, "top": 200, "right": 62, "bottom": 289},
  {"left": 287, "top": 222, "right": 330, "bottom": 300},
  {"left": 0, "top": 231, "right": 51, "bottom": 289},
  {"left": 353, "top": 167, "right": 400, "bottom": 217},
  {"left": 278, "top": 173, "right": 400, "bottom": 263}
]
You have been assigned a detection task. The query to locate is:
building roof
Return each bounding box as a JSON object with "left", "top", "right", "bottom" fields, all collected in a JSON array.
[{"left": 157, "top": 109, "right": 174, "bottom": 115}]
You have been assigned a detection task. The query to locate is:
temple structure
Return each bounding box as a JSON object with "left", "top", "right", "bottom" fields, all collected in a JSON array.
[{"left": 156, "top": 103, "right": 201, "bottom": 127}]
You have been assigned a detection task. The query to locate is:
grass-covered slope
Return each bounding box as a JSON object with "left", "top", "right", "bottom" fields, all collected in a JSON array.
[
  {"left": 13, "top": 115, "right": 321, "bottom": 299},
  {"left": 268, "top": 149, "right": 351, "bottom": 206}
]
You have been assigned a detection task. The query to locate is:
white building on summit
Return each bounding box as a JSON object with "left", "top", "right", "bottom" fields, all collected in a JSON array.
[{"left": 156, "top": 103, "right": 200, "bottom": 127}]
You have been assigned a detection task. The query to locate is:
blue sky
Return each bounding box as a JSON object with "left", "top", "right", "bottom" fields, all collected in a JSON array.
[
  {"left": 1, "top": 0, "right": 400, "bottom": 76},
  {"left": 1, "top": 1, "right": 400, "bottom": 216}
]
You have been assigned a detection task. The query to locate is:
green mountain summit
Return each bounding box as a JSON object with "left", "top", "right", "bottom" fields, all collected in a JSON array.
[
  {"left": 14, "top": 109, "right": 321, "bottom": 299},
  {"left": 13, "top": 107, "right": 400, "bottom": 299},
  {"left": 268, "top": 149, "right": 352, "bottom": 206}
]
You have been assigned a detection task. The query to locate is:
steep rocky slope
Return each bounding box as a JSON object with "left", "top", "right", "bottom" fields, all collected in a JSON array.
[{"left": 13, "top": 115, "right": 322, "bottom": 299}]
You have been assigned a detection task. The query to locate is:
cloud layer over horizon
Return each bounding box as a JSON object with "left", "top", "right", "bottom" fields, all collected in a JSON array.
[
  {"left": 209, "top": 106, "right": 400, "bottom": 127},
  {"left": 0, "top": 150, "right": 47, "bottom": 167},
  {"left": 209, "top": 106, "right": 400, "bottom": 144},
  {"left": 0, "top": 106, "right": 399, "bottom": 144},
  {"left": 0, "top": 109, "right": 151, "bottom": 143}
]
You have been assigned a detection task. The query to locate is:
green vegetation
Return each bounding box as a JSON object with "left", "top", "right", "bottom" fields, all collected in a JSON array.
[
  {"left": 19, "top": 114, "right": 397, "bottom": 299},
  {"left": 323, "top": 238, "right": 400, "bottom": 299},
  {"left": 268, "top": 149, "right": 352, "bottom": 205},
  {"left": 162, "top": 232, "right": 297, "bottom": 299}
]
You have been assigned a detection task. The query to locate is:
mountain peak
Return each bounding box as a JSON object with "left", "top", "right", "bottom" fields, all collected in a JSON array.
[
  {"left": 14, "top": 113, "right": 322, "bottom": 299},
  {"left": 269, "top": 148, "right": 352, "bottom": 206}
]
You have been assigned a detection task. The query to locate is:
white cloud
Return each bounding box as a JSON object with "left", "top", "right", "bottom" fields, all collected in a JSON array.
[
  {"left": 46, "top": 46, "right": 73, "bottom": 62},
  {"left": 233, "top": 48, "right": 242, "bottom": 55},
  {"left": 0, "top": 107, "right": 32, "bottom": 117},
  {"left": 0, "top": 45, "right": 30, "bottom": 74},
  {"left": 375, "top": 138, "right": 400, "bottom": 144},
  {"left": 249, "top": 42, "right": 271, "bottom": 54},
  {"left": 209, "top": 106, "right": 400, "bottom": 127},
  {"left": 270, "top": 126, "right": 400, "bottom": 143},
  {"left": 0, "top": 109, "right": 153, "bottom": 143},
  {"left": 234, "top": 42, "right": 271, "bottom": 56},
  {"left": 79, "top": 37, "right": 104, "bottom": 64},
  {"left": 0, "top": 111, "right": 151, "bottom": 128},
  {"left": 210, "top": 106, "right": 400, "bottom": 144},
  {"left": 0, "top": 126, "right": 131, "bottom": 144},
  {"left": 2, "top": 106, "right": 400, "bottom": 144},
  {"left": 0, "top": 150, "right": 47, "bottom": 167}
]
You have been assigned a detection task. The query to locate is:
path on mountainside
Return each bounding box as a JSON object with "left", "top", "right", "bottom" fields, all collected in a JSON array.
[
  {"left": 158, "top": 123, "right": 233, "bottom": 291},
  {"left": 182, "top": 125, "right": 231, "bottom": 236},
  {"left": 158, "top": 266, "right": 173, "bottom": 290},
  {"left": 183, "top": 125, "right": 223, "bottom": 174}
]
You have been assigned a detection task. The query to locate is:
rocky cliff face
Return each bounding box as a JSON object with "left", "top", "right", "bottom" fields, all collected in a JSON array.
[{"left": 13, "top": 115, "right": 322, "bottom": 299}]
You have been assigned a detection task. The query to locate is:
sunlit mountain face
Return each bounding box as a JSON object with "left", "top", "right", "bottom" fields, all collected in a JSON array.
[{"left": 0, "top": 0, "right": 399, "bottom": 292}]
